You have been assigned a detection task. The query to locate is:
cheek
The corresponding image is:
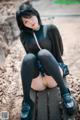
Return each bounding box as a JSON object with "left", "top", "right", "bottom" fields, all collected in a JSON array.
[
  {"left": 36, "top": 19, "right": 39, "bottom": 24},
  {"left": 24, "top": 23, "right": 32, "bottom": 28},
  {"left": 23, "top": 20, "right": 31, "bottom": 28},
  {"left": 33, "top": 18, "right": 39, "bottom": 24}
]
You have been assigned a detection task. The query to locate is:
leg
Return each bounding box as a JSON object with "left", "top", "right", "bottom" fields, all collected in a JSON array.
[
  {"left": 21, "top": 53, "right": 39, "bottom": 120},
  {"left": 37, "top": 49, "right": 76, "bottom": 115},
  {"left": 37, "top": 49, "right": 68, "bottom": 95}
]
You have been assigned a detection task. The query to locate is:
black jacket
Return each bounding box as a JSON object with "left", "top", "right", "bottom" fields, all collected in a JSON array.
[{"left": 20, "top": 24, "right": 64, "bottom": 63}]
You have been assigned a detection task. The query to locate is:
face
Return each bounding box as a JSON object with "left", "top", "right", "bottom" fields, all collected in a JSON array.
[{"left": 22, "top": 15, "right": 40, "bottom": 30}]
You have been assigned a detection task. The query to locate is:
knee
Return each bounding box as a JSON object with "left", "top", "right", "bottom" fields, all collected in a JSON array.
[
  {"left": 22, "top": 53, "right": 36, "bottom": 66},
  {"left": 38, "top": 49, "right": 52, "bottom": 60}
]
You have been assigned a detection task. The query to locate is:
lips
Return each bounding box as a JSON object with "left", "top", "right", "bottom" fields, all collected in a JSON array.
[{"left": 32, "top": 23, "right": 35, "bottom": 27}]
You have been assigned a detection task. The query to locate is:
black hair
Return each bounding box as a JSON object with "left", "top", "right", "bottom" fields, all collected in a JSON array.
[{"left": 16, "top": 1, "right": 42, "bottom": 33}]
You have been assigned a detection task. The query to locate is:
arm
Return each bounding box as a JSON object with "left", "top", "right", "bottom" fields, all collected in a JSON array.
[
  {"left": 20, "top": 32, "right": 29, "bottom": 53},
  {"left": 48, "top": 25, "right": 69, "bottom": 76},
  {"left": 48, "top": 24, "right": 64, "bottom": 63}
]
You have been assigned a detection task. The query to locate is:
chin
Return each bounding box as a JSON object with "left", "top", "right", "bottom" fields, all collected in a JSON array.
[
  {"left": 33, "top": 27, "right": 37, "bottom": 30},
  {"left": 33, "top": 25, "right": 40, "bottom": 30}
]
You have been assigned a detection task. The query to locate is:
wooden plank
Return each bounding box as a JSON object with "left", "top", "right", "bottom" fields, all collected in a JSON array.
[
  {"left": 36, "top": 90, "right": 48, "bottom": 120},
  {"left": 30, "top": 76, "right": 76, "bottom": 120},
  {"left": 30, "top": 89, "right": 37, "bottom": 120},
  {"left": 48, "top": 87, "right": 62, "bottom": 120},
  {"left": 30, "top": 87, "right": 72, "bottom": 120}
]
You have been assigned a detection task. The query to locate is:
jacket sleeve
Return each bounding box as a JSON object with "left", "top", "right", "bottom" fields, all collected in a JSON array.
[
  {"left": 48, "top": 24, "right": 64, "bottom": 63},
  {"left": 20, "top": 32, "right": 29, "bottom": 53}
]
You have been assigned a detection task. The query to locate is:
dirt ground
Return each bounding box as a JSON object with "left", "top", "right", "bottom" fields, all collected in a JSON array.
[{"left": 0, "top": 0, "right": 80, "bottom": 120}]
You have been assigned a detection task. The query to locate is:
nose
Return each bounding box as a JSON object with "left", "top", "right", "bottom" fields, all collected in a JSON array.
[{"left": 28, "top": 19, "right": 33, "bottom": 24}]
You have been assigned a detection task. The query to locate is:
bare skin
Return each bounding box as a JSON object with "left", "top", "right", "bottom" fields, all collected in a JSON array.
[
  {"left": 22, "top": 16, "right": 63, "bottom": 91},
  {"left": 31, "top": 67, "right": 63, "bottom": 91},
  {"left": 22, "top": 16, "right": 40, "bottom": 30}
]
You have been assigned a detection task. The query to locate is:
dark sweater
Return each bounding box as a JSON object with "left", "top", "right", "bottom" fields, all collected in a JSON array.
[{"left": 20, "top": 24, "right": 64, "bottom": 63}]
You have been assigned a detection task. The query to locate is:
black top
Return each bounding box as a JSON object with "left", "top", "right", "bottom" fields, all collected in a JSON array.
[{"left": 20, "top": 24, "right": 64, "bottom": 63}]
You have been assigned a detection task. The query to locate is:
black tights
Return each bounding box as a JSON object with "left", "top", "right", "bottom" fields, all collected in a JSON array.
[{"left": 21, "top": 49, "right": 68, "bottom": 104}]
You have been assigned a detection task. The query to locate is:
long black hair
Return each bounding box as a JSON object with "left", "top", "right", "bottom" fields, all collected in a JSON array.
[{"left": 16, "top": 1, "right": 42, "bottom": 33}]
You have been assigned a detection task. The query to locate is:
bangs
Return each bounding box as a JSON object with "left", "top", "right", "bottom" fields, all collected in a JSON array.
[{"left": 20, "top": 9, "right": 34, "bottom": 18}]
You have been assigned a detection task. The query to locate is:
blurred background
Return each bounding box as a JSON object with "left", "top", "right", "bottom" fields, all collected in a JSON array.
[{"left": 0, "top": 0, "right": 80, "bottom": 119}]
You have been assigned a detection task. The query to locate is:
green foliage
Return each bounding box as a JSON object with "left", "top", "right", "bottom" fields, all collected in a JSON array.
[{"left": 51, "top": 0, "right": 80, "bottom": 4}]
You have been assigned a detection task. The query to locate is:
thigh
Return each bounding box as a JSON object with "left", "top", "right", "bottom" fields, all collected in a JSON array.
[
  {"left": 21, "top": 53, "right": 39, "bottom": 79},
  {"left": 44, "top": 67, "right": 63, "bottom": 88}
]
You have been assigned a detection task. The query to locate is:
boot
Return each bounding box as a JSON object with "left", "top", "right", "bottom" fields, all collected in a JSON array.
[
  {"left": 20, "top": 100, "right": 34, "bottom": 120},
  {"left": 62, "top": 89, "right": 76, "bottom": 115}
]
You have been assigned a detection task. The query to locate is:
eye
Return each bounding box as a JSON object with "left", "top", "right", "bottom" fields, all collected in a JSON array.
[{"left": 24, "top": 21, "right": 28, "bottom": 24}]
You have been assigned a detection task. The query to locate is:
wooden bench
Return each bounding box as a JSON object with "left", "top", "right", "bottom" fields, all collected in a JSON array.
[
  {"left": 30, "top": 77, "right": 76, "bottom": 120},
  {"left": 30, "top": 87, "right": 61, "bottom": 120}
]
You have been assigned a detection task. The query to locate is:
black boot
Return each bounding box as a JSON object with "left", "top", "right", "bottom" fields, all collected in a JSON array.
[
  {"left": 62, "top": 89, "right": 76, "bottom": 115},
  {"left": 20, "top": 100, "right": 34, "bottom": 120}
]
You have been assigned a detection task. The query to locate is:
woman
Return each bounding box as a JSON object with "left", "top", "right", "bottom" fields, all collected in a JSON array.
[{"left": 16, "top": 2, "right": 75, "bottom": 120}]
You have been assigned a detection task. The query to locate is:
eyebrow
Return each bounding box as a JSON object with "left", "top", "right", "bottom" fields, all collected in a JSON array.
[{"left": 23, "top": 15, "right": 32, "bottom": 19}]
